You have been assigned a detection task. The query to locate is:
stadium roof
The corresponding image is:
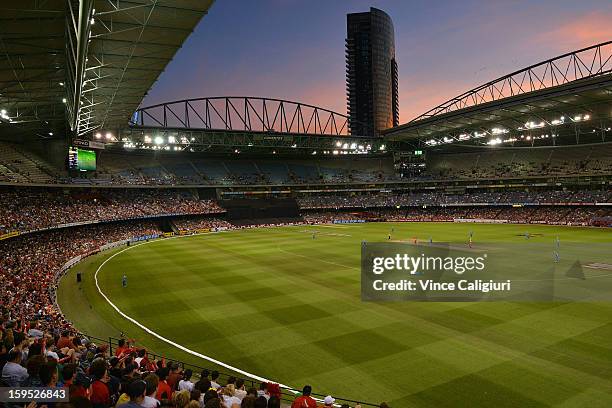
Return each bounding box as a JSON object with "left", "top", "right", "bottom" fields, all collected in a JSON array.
[
  {"left": 0, "top": 0, "right": 213, "bottom": 140},
  {"left": 384, "top": 41, "right": 612, "bottom": 148}
]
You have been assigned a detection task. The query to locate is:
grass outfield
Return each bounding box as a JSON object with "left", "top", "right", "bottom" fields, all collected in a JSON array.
[{"left": 58, "top": 222, "right": 612, "bottom": 407}]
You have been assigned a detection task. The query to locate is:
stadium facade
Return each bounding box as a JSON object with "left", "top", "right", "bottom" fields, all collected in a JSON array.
[{"left": 346, "top": 7, "right": 399, "bottom": 136}]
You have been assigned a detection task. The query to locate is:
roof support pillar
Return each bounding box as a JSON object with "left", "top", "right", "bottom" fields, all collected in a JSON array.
[{"left": 66, "top": 0, "right": 93, "bottom": 135}]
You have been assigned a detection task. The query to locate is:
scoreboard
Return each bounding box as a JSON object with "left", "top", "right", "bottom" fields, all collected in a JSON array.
[{"left": 68, "top": 147, "right": 96, "bottom": 171}]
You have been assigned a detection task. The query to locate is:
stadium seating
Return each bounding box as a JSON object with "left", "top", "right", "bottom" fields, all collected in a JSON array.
[
  {"left": 0, "top": 188, "right": 224, "bottom": 235},
  {"left": 296, "top": 190, "right": 612, "bottom": 209},
  {"left": 423, "top": 143, "right": 612, "bottom": 180},
  {"left": 224, "top": 161, "right": 263, "bottom": 184},
  {"left": 162, "top": 161, "right": 205, "bottom": 184},
  {"left": 3, "top": 139, "right": 610, "bottom": 187},
  {"left": 0, "top": 142, "right": 60, "bottom": 183},
  {"left": 1, "top": 186, "right": 609, "bottom": 236},
  {"left": 193, "top": 161, "right": 232, "bottom": 184},
  {"left": 257, "top": 162, "right": 291, "bottom": 184},
  {"left": 303, "top": 206, "right": 611, "bottom": 225},
  {"left": 288, "top": 163, "right": 320, "bottom": 183}
]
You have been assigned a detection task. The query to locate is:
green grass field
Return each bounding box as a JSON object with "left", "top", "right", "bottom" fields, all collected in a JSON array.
[{"left": 57, "top": 223, "right": 612, "bottom": 407}]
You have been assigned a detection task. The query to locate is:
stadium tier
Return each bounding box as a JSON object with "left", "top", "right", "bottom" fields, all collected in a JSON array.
[
  {"left": 422, "top": 143, "right": 612, "bottom": 180},
  {"left": 1, "top": 187, "right": 610, "bottom": 237},
  {"left": 2, "top": 141, "right": 612, "bottom": 186},
  {"left": 0, "top": 188, "right": 224, "bottom": 235}
]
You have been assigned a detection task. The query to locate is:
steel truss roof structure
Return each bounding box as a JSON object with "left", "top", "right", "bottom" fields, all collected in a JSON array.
[
  {"left": 0, "top": 0, "right": 213, "bottom": 140},
  {"left": 116, "top": 126, "right": 395, "bottom": 155},
  {"left": 0, "top": 1, "right": 66, "bottom": 138},
  {"left": 107, "top": 97, "right": 391, "bottom": 155},
  {"left": 130, "top": 96, "right": 368, "bottom": 136},
  {"left": 384, "top": 41, "right": 612, "bottom": 148}
]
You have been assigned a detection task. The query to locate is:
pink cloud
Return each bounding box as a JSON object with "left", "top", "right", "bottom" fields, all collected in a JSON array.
[
  {"left": 535, "top": 11, "right": 612, "bottom": 49},
  {"left": 399, "top": 77, "right": 470, "bottom": 122},
  {"left": 398, "top": 10, "right": 612, "bottom": 122}
]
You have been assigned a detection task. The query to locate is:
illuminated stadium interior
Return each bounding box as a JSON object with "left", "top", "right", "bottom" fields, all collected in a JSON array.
[{"left": 0, "top": 2, "right": 611, "bottom": 407}]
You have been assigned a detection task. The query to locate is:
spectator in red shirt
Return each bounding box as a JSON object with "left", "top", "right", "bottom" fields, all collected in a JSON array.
[
  {"left": 90, "top": 358, "right": 111, "bottom": 408},
  {"left": 115, "top": 339, "right": 130, "bottom": 357},
  {"left": 155, "top": 367, "right": 172, "bottom": 401},
  {"left": 166, "top": 362, "right": 182, "bottom": 391},
  {"left": 57, "top": 331, "right": 74, "bottom": 350},
  {"left": 291, "top": 385, "right": 317, "bottom": 408}
]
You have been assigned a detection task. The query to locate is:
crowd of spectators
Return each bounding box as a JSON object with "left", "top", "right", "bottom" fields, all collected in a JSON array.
[
  {"left": 419, "top": 144, "right": 612, "bottom": 180},
  {"left": 93, "top": 166, "right": 397, "bottom": 187},
  {"left": 173, "top": 217, "right": 233, "bottom": 232},
  {"left": 303, "top": 212, "right": 368, "bottom": 224},
  {"left": 297, "top": 190, "right": 611, "bottom": 209},
  {"left": 302, "top": 206, "right": 611, "bottom": 226},
  {"left": 1, "top": 310, "right": 370, "bottom": 408},
  {"left": 0, "top": 221, "right": 163, "bottom": 333},
  {"left": 0, "top": 188, "right": 224, "bottom": 235},
  {"left": 9, "top": 186, "right": 605, "bottom": 234}
]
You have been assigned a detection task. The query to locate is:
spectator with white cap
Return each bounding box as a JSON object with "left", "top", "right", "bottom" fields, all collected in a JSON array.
[{"left": 322, "top": 395, "right": 335, "bottom": 407}]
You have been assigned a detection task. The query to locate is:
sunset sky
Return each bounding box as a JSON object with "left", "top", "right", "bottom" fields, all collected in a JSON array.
[{"left": 142, "top": 0, "right": 612, "bottom": 124}]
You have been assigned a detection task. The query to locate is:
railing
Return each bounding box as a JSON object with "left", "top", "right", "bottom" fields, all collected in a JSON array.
[{"left": 80, "top": 333, "right": 379, "bottom": 407}]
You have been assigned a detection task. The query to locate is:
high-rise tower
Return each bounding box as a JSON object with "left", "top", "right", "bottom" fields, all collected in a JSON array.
[{"left": 346, "top": 7, "right": 398, "bottom": 136}]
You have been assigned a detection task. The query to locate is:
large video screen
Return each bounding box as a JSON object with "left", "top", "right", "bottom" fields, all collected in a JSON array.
[{"left": 68, "top": 147, "right": 96, "bottom": 171}]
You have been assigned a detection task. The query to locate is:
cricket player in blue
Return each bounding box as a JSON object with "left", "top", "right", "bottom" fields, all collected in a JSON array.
[{"left": 122, "top": 274, "right": 128, "bottom": 288}]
